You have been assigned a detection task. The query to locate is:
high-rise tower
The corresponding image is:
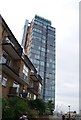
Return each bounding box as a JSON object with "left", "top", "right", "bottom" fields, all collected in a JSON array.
[{"left": 22, "top": 15, "right": 56, "bottom": 108}]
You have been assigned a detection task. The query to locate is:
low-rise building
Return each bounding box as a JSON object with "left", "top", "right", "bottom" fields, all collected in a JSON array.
[
  {"left": 65, "top": 111, "right": 76, "bottom": 120},
  {"left": 0, "top": 15, "right": 42, "bottom": 100}
]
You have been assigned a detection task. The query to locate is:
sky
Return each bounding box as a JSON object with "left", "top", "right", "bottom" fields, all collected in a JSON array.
[{"left": 0, "top": 0, "right": 80, "bottom": 113}]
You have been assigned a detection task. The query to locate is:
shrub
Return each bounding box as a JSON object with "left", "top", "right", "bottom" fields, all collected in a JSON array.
[
  {"left": 2, "top": 97, "right": 47, "bottom": 120},
  {"left": 2, "top": 97, "right": 45, "bottom": 120},
  {"left": 2, "top": 98, "right": 14, "bottom": 120},
  {"left": 28, "top": 99, "right": 46, "bottom": 116},
  {"left": 45, "top": 100, "right": 54, "bottom": 115},
  {"left": 2, "top": 97, "right": 31, "bottom": 120}
]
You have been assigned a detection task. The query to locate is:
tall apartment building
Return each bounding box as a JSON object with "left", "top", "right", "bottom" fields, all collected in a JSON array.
[{"left": 22, "top": 15, "right": 56, "bottom": 107}]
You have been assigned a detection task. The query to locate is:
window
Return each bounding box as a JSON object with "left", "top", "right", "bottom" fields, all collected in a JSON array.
[
  {"left": 42, "top": 40, "right": 45, "bottom": 43},
  {"left": 43, "top": 25, "right": 46, "bottom": 29},
  {"left": 32, "top": 31, "right": 42, "bottom": 38},
  {"left": 47, "top": 63, "right": 49, "bottom": 67},
  {"left": 34, "top": 20, "right": 42, "bottom": 26},
  {"left": 40, "top": 61, "right": 44, "bottom": 66},
  {"left": 41, "top": 52, "right": 45, "bottom": 56},
  {"left": 47, "top": 49, "right": 49, "bottom": 53},
  {"left": 42, "top": 35, "right": 46, "bottom": 40},
  {"left": 34, "top": 59, "right": 39, "bottom": 64},
  {"left": 40, "top": 71, "right": 44, "bottom": 77},
  {"left": 27, "top": 92, "right": 30, "bottom": 97},
  {"left": 0, "top": 56, "right": 7, "bottom": 63},
  {"left": 13, "top": 82, "right": 20, "bottom": 94},
  {"left": 35, "top": 55, "right": 40, "bottom": 59},
  {"left": 31, "top": 49, "right": 40, "bottom": 55},
  {"left": 50, "top": 59, "right": 52, "bottom": 62},
  {"left": 2, "top": 76, "right": 7, "bottom": 86},
  {"left": 30, "top": 58, "right": 33, "bottom": 62},
  {"left": 41, "top": 47, "right": 45, "bottom": 52},
  {"left": 52, "top": 64, "right": 55, "bottom": 68},
  {"left": 51, "top": 86, "right": 55, "bottom": 90},
  {"left": 30, "top": 94, "right": 31, "bottom": 98},
  {"left": 34, "top": 95, "right": 36, "bottom": 100},
  {"left": 40, "top": 66, "right": 44, "bottom": 72},
  {"left": 39, "top": 83, "right": 42, "bottom": 93},
  {"left": 33, "top": 28, "right": 42, "bottom": 33},
  {"left": 31, "top": 44, "right": 34, "bottom": 48},
  {"left": 52, "top": 70, "right": 55, "bottom": 73},
  {"left": 48, "top": 26, "right": 55, "bottom": 31},
  {"left": 23, "top": 65, "right": 28, "bottom": 80},
  {"left": 38, "top": 46, "right": 41, "bottom": 50}
]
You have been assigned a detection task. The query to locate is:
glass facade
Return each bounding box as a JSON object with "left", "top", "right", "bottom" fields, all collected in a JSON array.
[{"left": 24, "top": 15, "right": 56, "bottom": 108}]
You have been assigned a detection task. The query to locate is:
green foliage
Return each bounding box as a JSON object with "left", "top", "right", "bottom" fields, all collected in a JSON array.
[
  {"left": 2, "top": 97, "right": 31, "bottom": 120},
  {"left": 28, "top": 99, "right": 46, "bottom": 115},
  {"left": 8, "top": 97, "right": 28, "bottom": 117},
  {"left": 2, "top": 97, "right": 46, "bottom": 120},
  {"left": 45, "top": 100, "right": 54, "bottom": 115},
  {"left": 2, "top": 98, "right": 14, "bottom": 120}
]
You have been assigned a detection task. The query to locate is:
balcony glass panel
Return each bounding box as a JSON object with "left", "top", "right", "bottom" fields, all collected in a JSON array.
[
  {"left": 22, "top": 73, "right": 27, "bottom": 81},
  {"left": 4, "top": 37, "right": 14, "bottom": 46},
  {"left": 0, "top": 56, "right": 6, "bottom": 63}
]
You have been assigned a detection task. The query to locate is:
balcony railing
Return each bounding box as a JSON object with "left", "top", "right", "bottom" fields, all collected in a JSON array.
[
  {"left": 12, "top": 65, "right": 20, "bottom": 74},
  {"left": 34, "top": 86, "right": 38, "bottom": 92},
  {"left": 8, "top": 87, "right": 27, "bottom": 99},
  {"left": 30, "top": 72, "right": 42, "bottom": 84},
  {"left": 2, "top": 37, "right": 23, "bottom": 56},
  {"left": 1, "top": 56, "right": 20, "bottom": 74},
  {"left": 29, "top": 81, "right": 34, "bottom": 88},
  {"left": 28, "top": 81, "right": 39, "bottom": 93},
  {"left": 3, "top": 37, "right": 14, "bottom": 46}
]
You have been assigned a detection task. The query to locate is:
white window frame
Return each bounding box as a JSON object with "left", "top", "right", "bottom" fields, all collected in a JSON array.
[
  {"left": 23, "top": 65, "right": 28, "bottom": 76},
  {"left": 2, "top": 76, "right": 7, "bottom": 87}
]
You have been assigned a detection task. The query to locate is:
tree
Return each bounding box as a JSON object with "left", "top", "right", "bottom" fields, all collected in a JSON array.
[
  {"left": 28, "top": 99, "right": 46, "bottom": 115},
  {"left": 2, "top": 97, "right": 31, "bottom": 120},
  {"left": 46, "top": 100, "right": 54, "bottom": 115}
]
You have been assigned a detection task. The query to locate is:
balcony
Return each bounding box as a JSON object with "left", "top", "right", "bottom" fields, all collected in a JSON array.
[
  {"left": 2, "top": 37, "right": 22, "bottom": 59},
  {"left": 8, "top": 87, "right": 17, "bottom": 96},
  {"left": 8, "top": 87, "right": 27, "bottom": 99},
  {"left": 23, "top": 55, "right": 37, "bottom": 73},
  {"left": 30, "top": 72, "right": 42, "bottom": 84},
  {"left": 0, "top": 56, "right": 28, "bottom": 85},
  {"left": 1, "top": 56, "right": 20, "bottom": 74},
  {"left": 21, "top": 73, "right": 29, "bottom": 85},
  {"left": 28, "top": 82, "right": 39, "bottom": 96}
]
